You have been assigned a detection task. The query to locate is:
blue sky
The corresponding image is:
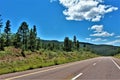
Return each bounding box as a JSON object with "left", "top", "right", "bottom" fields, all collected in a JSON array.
[{"left": 0, "top": 0, "right": 120, "bottom": 46}]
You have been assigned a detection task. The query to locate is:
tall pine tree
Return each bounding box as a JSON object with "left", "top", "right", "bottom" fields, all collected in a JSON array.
[
  {"left": 73, "top": 35, "right": 77, "bottom": 49},
  {"left": 18, "top": 22, "right": 29, "bottom": 50},
  {"left": 0, "top": 15, "right": 4, "bottom": 50},
  {"left": 0, "top": 15, "right": 3, "bottom": 37},
  {"left": 4, "top": 20, "right": 11, "bottom": 46},
  {"left": 64, "top": 37, "right": 72, "bottom": 51},
  {"left": 29, "top": 25, "right": 37, "bottom": 51}
]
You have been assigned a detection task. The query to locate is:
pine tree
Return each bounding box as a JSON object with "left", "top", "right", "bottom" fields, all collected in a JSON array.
[
  {"left": 29, "top": 29, "right": 35, "bottom": 51},
  {"left": 18, "top": 22, "right": 29, "bottom": 50},
  {"left": 0, "top": 15, "right": 3, "bottom": 50},
  {"left": 76, "top": 40, "right": 80, "bottom": 50},
  {"left": 0, "top": 15, "right": 3, "bottom": 37},
  {"left": 73, "top": 35, "right": 77, "bottom": 49},
  {"left": 0, "top": 35, "right": 4, "bottom": 50},
  {"left": 14, "top": 32, "right": 21, "bottom": 48},
  {"left": 36, "top": 38, "right": 41, "bottom": 50},
  {"left": 33, "top": 25, "right": 37, "bottom": 50},
  {"left": 64, "top": 37, "right": 72, "bottom": 51},
  {"left": 4, "top": 20, "right": 11, "bottom": 46},
  {"left": 29, "top": 25, "right": 37, "bottom": 51}
]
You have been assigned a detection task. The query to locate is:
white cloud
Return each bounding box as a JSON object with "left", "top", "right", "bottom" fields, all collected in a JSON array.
[
  {"left": 86, "top": 37, "right": 107, "bottom": 42},
  {"left": 106, "top": 39, "right": 120, "bottom": 45},
  {"left": 59, "top": 0, "right": 118, "bottom": 22},
  {"left": 90, "top": 25, "right": 103, "bottom": 32},
  {"left": 89, "top": 25, "right": 114, "bottom": 37},
  {"left": 86, "top": 38, "right": 91, "bottom": 41},
  {"left": 92, "top": 38, "right": 107, "bottom": 42},
  {"left": 50, "top": 0, "right": 57, "bottom": 3},
  {"left": 115, "top": 36, "right": 120, "bottom": 38},
  {"left": 90, "top": 31, "right": 114, "bottom": 37}
]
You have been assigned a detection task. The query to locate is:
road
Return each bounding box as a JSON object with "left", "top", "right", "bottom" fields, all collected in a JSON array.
[{"left": 1, "top": 57, "right": 120, "bottom": 80}]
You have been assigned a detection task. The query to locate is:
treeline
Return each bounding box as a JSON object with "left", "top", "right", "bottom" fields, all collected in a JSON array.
[{"left": 0, "top": 15, "right": 80, "bottom": 53}]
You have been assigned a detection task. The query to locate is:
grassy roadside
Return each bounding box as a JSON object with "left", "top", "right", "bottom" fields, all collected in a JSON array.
[
  {"left": 114, "top": 53, "right": 120, "bottom": 59},
  {"left": 0, "top": 47, "right": 99, "bottom": 75}
]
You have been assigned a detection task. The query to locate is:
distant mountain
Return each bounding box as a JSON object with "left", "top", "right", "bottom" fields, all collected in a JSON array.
[
  {"left": 41, "top": 39, "right": 119, "bottom": 56},
  {"left": 79, "top": 42, "right": 119, "bottom": 56}
]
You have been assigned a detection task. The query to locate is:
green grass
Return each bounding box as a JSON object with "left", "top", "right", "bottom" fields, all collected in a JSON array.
[
  {"left": 0, "top": 47, "right": 99, "bottom": 75},
  {"left": 114, "top": 53, "right": 120, "bottom": 59}
]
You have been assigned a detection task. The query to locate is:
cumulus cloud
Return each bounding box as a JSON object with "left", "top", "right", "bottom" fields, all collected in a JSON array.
[
  {"left": 90, "top": 31, "right": 114, "bottom": 37},
  {"left": 59, "top": 0, "right": 118, "bottom": 22},
  {"left": 86, "top": 38, "right": 92, "bottom": 41},
  {"left": 115, "top": 36, "right": 120, "bottom": 38},
  {"left": 89, "top": 25, "right": 103, "bottom": 32},
  {"left": 89, "top": 25, "right": 114, "bottom": 37},
  {"left": 50, "top": 0, "right": 57, "bottom": 3},
  {"left": 92, "top": 38, "right": 107, "bottom": 42},
  {"left": 86, "top": 37, "right": 107, "bottom": 42}
]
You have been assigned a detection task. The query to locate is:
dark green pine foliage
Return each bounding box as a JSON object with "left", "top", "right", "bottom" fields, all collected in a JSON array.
[
  {"left": 0, "top": 36, "right": 4, "bottom": 50},
  {"left": 0, "top": 15, "right": 4, "bottom": 50},
  {"left": 64, "top": 37, "right": 72, "bottom": 51},
  {"left": 0, "top": 15, "right": 3, "bottom": 37},
  {"left": 29, "top": 25, "right": 37, "bottom": 51},
  {"left": 18, "top": 22, "right": 29, "bottom": 51},
  {"left": 76, "top": 40, "right": 80, "bottom": 50},
  {"left": 14, "top": 32, "right": 21, "bottom": 48},
  {"left": 4, "top": 20, "right": 11, "bottom": 46},
  {"left": 33, "top": 25, "right": 37, "bottom": 50},
  {"left": 73, "top": 35, "right": 77, "bottom": 48},
  {"left": 36, "top": 38, "right": 41, "bottom": 50}
]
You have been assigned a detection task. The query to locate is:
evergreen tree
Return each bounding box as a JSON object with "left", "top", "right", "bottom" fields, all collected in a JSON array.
[
  {"left": 73, "top": 35, "right": 77, "bottom": 49},
  {"left": 29, "top": 25, "right": 37, "bottom": 51},
  {"left": 33, "top": 25, "right": 37, "bottom": 37},
  {"left": 64, "top": 37, "right": 72, "bottom": 51},
  {"left": 76, "top": 40, "right": 80, "bottom": 50},
  {"left": 14, "top": 32, "right": 21, "bottom": 48},
  {"left": 0, "top": 35, "right": 4, "bottom": 50},
  {"left": 29, "top": 29, "right": 35, "bottom": 51},
  {"left": 0, "top": 15, "right": 3, "bottom": 37},
  {"left": 4, "top": 20, "right": 11, "bottom": 46},
  {"left": 36, "top": 38, "right": 41, "bottom": 50},
  {"left": 33, "top": 25, "right": 37, "bottom": 50},
  {"left": 18, "top": 22, "right": 29, "bottom": 50},
  {"left": 0, "top": 15, "right": 3, "bottom": 50}
]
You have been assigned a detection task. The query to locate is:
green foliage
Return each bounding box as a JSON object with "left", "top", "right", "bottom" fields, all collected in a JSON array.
[
  {"left": 4, "top": 20, "right": 11, "bottom": 46},
  {"left": 18, "top": 22, "right": 29, "bottom": 50},
  {"left": 76, "top": 40, "right": 80, "bottom": 50},
  {"left": 0, "top": 15, "right": 3, "bottom": 36},
  {"left": 0, "top": 36, "right": 4, "bottom": 50},
  {"left": 64, "top": 37, "right": 72, "bottom": 51}
]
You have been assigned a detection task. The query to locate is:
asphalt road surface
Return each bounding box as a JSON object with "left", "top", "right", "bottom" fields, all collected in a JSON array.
[{"left": 1, "top": 57, "right": 120, "bottom": 80}]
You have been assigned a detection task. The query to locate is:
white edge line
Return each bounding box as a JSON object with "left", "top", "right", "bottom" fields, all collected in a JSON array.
[
  {"left": 71, "top": 73, "right": 83, "bottom": 80},
  {"left": 93, "top": 63, "right": 96, "bottom": 66},
  {"left": 111, "top": 59, "right": 120, "bottom": 70}
]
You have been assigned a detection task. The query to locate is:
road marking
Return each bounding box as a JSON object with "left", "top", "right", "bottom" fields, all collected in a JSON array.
[
  {"left": 93, "top": 63, "right": 96, "bottom": 66},
  {"left": 111, "top": 59, "right": 120, "bottom": 70},
  {"left": 5, "top": 61, "right": 82, "bottom": 80},
  {"left": 71, "top": 73, "right": 83, "bottom": 80}
]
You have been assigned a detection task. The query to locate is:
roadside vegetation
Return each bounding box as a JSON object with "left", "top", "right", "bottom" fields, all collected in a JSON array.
[
  {"left": 114, "top": 47, "right": 120, "bottom": 58},
  {"left": 0, "top": 46, "right": 99, "bottom": 75}
]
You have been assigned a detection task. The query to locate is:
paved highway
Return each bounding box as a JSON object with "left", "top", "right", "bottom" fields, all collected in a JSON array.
[{"left": 1, "top": 57, "right": 120, "bottom": 80}]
